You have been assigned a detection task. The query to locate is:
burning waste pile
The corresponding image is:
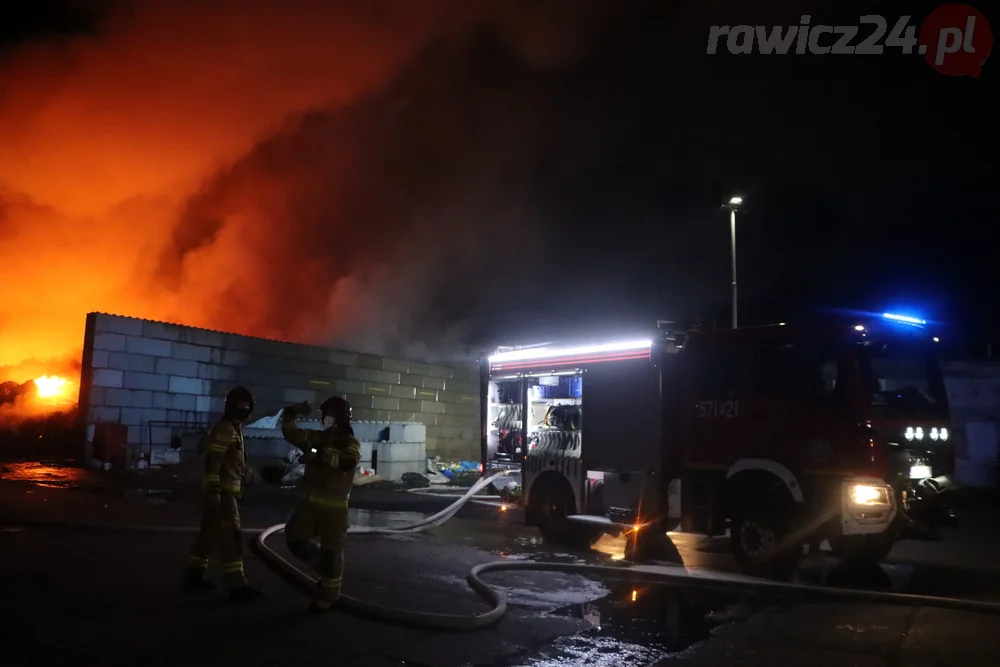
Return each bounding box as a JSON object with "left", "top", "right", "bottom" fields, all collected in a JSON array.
[{"left": 0, "top": 375, "right": 78, "bottom": 457}]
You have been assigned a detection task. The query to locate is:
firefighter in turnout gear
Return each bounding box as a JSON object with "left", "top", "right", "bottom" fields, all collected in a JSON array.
[
  {"left": 281, "top": 396, "right": 361, "bottom": 612},
  {"left": 183, "top": 386, "right": 264, "bottom": 603}
]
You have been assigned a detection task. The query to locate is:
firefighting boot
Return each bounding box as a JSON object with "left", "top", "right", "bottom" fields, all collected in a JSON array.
[
  {"left": 229, "top": 585, "right": 264, "bottom": 604},
  {"left": 183, "top": 568, "right": 216, "bottom": 593},
  {"left": 309, "top": 600, "right": 338, "bottom": 614}
]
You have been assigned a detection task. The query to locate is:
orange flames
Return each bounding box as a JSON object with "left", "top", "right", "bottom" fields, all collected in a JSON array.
[
  {"left": 33, "top": 376, "right": 72, "bottom": 401},
  {"left": 0, "top": 0, "right": 612, "bottom": 421}
]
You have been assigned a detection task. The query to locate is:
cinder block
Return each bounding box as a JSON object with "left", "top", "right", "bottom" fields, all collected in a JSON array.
[
  {"left": 420, "top": 400, "right": 446, "bottom": 415},
  {"left": 376, "top": 441, "right": 427, "bottom": 463},
  {"left": 396, "top": 398, "right": 421, "bottom": 413},
  {"left": 196, "top": 395, "right": 224, "bottom": 413},
  {"left": 299, "top": 345, "right": 329, "bottom": 363},
  {"left": 381, "top": 358, "right": 410, "bottom": 373},
  {"left": 93, "top": 332, "right": 127, "bottom": 352},
  {"left": 424, "top": 364, "right": 455, "bottom": 379},
  {"left": 444, "top": 402, "right": 479, "bottom": 417},
  {"left": 90, "top": 349, "right": 109, "bottom": 369},
  {"left": 372, "top": 396, "right": 399, "bottom": 411},
  {"left": 421, "top": 376, "right": 446, "bottom": 391},
  {"left": 363, "top": 382, "right": 390, "bottom": 396},
  {"left": 126, "top": 425, "right": 144, "bottom": 445},
  {"left": 283, "top": 388, "right": 317, "bottom": 404},
  {"left": 223, "top": 350, "right": 249, "bottom": 366},
  {"left": 170, "top": 342, "right": 212, "bottom": 362},
  {"left": 328, "top": 350, "right": 358, "bottom": 366},
  {"left": 123, "top": 371, "right": 168, "bottom": 392},
  {"left": 92, "top": 369, "right": 124, "bottom": 389},
  {"left": 88, "top": 387, "right": 106, "bottom": 406},
  {"left": 444, "top": 378, "right": 479, "bottom": 394},
  {"left": 346, "top": 393, "right": 370, "bottom": 409},
  {"left": 346, "top": 367, "right": 401, "bottom": 385},
  {"left": 353, "top": 424, "right": 380, "bottom": 441},
  {"left": 389, "top": 423, "right": 426, "bottom": 443},
  {"left": 415, "top": 388, "right": 437, "bottom": 400},
  {"left": 399, "top": 373, "right": 422, "bottom": 387},
  {"left": 196, "top": 363, "right": 234, "bottom": 381},
  {"left": 169, "top": 376, "right": 205, "bottom": 395},
  {"left": 356, "top": 354, "right": 383, "bottom": 370},
  {"left": 355, "top": 409, "right": 390, "bottom": 422},
  {"left": 389, "top": 384, "right": 416, "bottom": 399},
  {"left": 334, "top": 379, "right": 365, "bottom": 395},
  {"left": 152, "top": 392, "right": 197, "bottom": 411},
  {"left": 435, "top": 413, "right": 462, "bottom": 427},
  {"left": 120, "top": 407, "right": 168, "bottom": 426},
  {"left": 105, "top": 388, "right": 153, "bottom": 409},
  {"left": 436, "top": 390, "right": 477, "bottom": 406},
  {"left": 413, "top": 412, "right": 439, "bottom": 426},
  {"left": 358, "top": 441, "right": 374, "bottom": 462},
  {"left": 107, "top": 352, "right": 155, "bottom": 373},
  {"left": 177, "top": 327, "right": 224, "bottom": 348},
  {"left": 141, "top": 320, "right": 181, "bottom": 341},
  {"left": 95, "top": 315, "right": 144, "bottom": 336},
  {"left": 125, "top": 336, "right": 172, "bottom": 358},
  {"left": 88, "top": 406, "right": 121, "bottom": 422},
  {"left": 155, "top": 358, "right": 199, "bottom": 377},
  {"left": 167, "top": 410, "right": 210, "bottom": 426}
]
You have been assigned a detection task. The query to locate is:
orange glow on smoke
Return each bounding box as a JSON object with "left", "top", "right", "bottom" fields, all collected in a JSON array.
[{"left": 0, "top": 0, "right": 612, "bottom": 421}]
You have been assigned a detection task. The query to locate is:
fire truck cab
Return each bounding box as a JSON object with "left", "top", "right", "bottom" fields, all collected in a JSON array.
[{"left": 481, "top": 316, "right": 956, "bottom": 571}]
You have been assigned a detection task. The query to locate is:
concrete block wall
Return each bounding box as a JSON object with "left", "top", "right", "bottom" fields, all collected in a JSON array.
[{"left": 78, "top": 313, "right": 481, "bottom": 461}]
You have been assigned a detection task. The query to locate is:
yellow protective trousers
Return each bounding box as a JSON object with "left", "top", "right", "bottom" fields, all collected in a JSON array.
[
  {"left": 185, "top": 491, "right": 248, "bottom": 590},
  {"left": 285, "top": 491, "right": 349, "bottom": 606}
]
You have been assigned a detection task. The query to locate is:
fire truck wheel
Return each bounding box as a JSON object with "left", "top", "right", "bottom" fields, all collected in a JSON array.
[
  {"left": 828, "top": 534, "right": 895, "bottom": 564},
  {"left": 730, "top": 508, "right": 800, "bottom": 576},
  {"left": 534, "top": 482, "right": 599, "bottom": 549}
]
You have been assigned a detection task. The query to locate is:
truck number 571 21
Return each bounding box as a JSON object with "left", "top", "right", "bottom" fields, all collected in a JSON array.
[{"left": 696, "top": 400, "right": 738, "bottom": 419}]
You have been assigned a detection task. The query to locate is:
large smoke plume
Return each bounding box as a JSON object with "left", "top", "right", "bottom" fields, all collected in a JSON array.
[{"left": 0, "top": 0, "right": 628, "bottom": 386}]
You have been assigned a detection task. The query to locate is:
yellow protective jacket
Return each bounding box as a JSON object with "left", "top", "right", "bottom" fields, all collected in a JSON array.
[
  {"left": 281, "top": 412, "right": 361, "bottom": 508},
  {"left": 202, "top": 417, "right": 246, "bottom": 496}
]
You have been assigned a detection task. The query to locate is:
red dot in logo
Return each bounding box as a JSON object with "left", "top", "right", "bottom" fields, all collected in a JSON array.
[{"left": 918, "top": 3, "right": 993, "bottom": 78}]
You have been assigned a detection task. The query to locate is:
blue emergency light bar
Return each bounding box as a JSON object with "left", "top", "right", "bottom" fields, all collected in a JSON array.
[{"left": 882, "top": 312, "right": 926, "bottom": 326}]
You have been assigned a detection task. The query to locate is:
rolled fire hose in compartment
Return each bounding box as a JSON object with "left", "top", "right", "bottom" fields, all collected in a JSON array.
[{"left": 252, "top": 472, "right": 1000, "bottom": 631}]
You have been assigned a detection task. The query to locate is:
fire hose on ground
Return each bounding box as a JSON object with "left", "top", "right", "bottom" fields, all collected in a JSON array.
[
  {"left": 11, "top": 472, "right": 1000, "bottom": 630},
  {"left": 250, "top": 471, "right": 1000, "bottom": 630}
]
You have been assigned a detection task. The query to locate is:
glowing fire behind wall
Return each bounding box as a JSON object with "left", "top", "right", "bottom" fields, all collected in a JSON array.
[{"left": 0, "top": 0, "right": 614, "bottom": 421}]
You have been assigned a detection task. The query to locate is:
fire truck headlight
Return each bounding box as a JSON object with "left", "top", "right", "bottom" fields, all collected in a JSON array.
[
  {"left": 930, "top": 428, "right": 939, "bottom": 441},
  {"left": 905, "top": 427, "right": 914, "bottom": 441},
  {"left": 940, "top": 428, "right": 949, "bottom": 441},
  {"left": 848, "top": 483, "right": 891, "bottom": 506}
]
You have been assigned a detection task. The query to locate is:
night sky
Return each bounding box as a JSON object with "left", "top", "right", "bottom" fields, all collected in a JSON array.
[{"left": 1, "top": 1, "right": 996, "bottom": 364}]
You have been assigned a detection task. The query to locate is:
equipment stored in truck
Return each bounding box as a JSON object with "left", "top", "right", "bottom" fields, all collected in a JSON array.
[{"left": 480, "top": 315, "right": 956, "bottom": 573}]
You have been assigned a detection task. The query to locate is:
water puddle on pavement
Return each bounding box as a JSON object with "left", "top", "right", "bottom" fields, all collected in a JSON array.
[
  {"left": 491, "top": 583, "right": 742, "bottom": 667},
  {"left": 0, "top": 462, "right": 87, "bottom": 489}
]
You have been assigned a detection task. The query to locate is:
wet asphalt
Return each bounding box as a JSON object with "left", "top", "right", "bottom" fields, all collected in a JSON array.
[{"left": 3, "top": 461, "right": 1000, "bottom": 666}]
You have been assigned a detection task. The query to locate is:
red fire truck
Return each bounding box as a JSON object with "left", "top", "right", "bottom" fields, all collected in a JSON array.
[{"left": 480, "top": 315, "right": 956, "bottom": 571}]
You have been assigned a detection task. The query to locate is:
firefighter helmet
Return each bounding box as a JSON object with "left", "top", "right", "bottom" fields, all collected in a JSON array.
[
  {"left": 320, "top": 396, "right": 351, "bottom": 425},
  {"left": 224, "top": 386, "right": 255, "bottom": 421}
]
